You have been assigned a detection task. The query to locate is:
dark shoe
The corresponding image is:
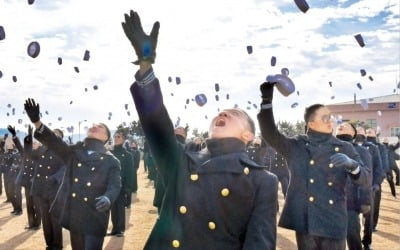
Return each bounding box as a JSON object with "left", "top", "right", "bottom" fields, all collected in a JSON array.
[
  {"left": 116, "top": 232, "right": 124, "bottom": 237},
  {"left": 10, "top": 210, "right": 16, "bottom": 214},
  {"left": 372, "top": 227, "right": 377, "bottom": 232},
  {"left": 106, "top": 232, "right": 117, "bottom": 236},
  {"left": 363, "top": 244, "right": 372, "bottom": 250},
  {"left": 25, "top": 225, "right": 40, "bottom": 230},
  {"left": 14, "top": 210, "right": 23, "bottom": 216},
  {"left": 125, "top": 205, "right": 131, "bottom": 209}
]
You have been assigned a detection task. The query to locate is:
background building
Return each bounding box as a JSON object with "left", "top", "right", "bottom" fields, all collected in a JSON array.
[{"left": 327, "top": 94, "right": 400, "bottom": 140}]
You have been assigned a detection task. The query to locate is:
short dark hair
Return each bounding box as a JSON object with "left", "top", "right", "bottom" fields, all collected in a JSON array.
[
  {"left": 99, "top": 123, "right": 111, "bottom": 143},
  {"left": 304, "top": 104, "right": 325, "bottom": 123}
]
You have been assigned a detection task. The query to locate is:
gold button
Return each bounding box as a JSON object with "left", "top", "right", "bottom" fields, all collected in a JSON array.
[
  {"left": 221, "top": 188, "right": 230, "bottom": 197},
  {"left": 329, "top": 163, "right": 334, "bottom": 168},
  {"left": 309, "top": 179, "right": 314, "bottom": 184},
  {"left": 72, "top": 193, "right": 76, "bottom": 198},
  {"left": 45, "top": 176, "right": 48, "bottom": 179},
  {"left": 309, "top": 160, "right": 315, "bottom": 165},
  {"left": 41, "top": 155, "right": 45, "bottom": 158},
  {"left": 243, "top": 167, "right": 250, "bottom": 175},
  {"left": 329, "top": 200, "right": 334, "bottom": 205},
  {"left": 309, "top": 196, "right": 314, "bottom": 202},
  {"left": 74, "top": 178, "right": 79, "bottom": 182},
  {"left": 122, "top": 154, "right": 125, "bottom": 157},
  {"left": 24, "top": 172, "right": 26, "bottom": 175},
  {"left": 47, "top": 166, "right": 51, "bottom": 169},
  {"left": 171, "top": 240, "right": 180, "bottom": 248},
  {"left": 77, "top": 163, "right": 82, "bottom": 167},
  {"left": 39, "top": 164, "right": 43, "bottom": 168},
  {"left": 334, "top": 147, "right": 339, "bottom": 152},
  {"left": 179, "top": 206, "right": 187, "bottom": 214},
  {"left": 91, "top": 167, "right": 95, "bottom": 171},
  {"left": 190, "top": 174, "right": 199, "bottom": 181},
  {"left": 208, "top": 221, "right": 216, "bottom": 230},
  {"left": 84, "top": 197, "right": 88, "bottom": 202},
  {"left": 86, "top": 182, "right": 91, "bottom": 187},
  {"left": 328, "top": 182, "right": 333, "bottom": 186},
  {"left": 50, "top": 156, "right": 53, "bottom": 159},
  {"left": 37, "top": 174, "right": 40, "bottom": 177},
  {"left": 100, "top": 157, "right": 104, "bottom": 160}
]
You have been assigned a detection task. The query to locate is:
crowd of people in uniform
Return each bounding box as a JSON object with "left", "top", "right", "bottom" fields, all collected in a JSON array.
[{"left": 0, "top": 9, "right": 399, "bottom": 250}]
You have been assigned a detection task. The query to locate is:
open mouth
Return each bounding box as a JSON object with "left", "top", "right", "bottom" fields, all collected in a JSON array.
[{"left": 215, "top": 119, "right": 226, "bottom": 127}]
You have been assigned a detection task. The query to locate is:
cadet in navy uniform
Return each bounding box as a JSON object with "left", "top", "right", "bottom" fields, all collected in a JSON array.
[
  {"left": 258, "top": 81, "right": 369, "bottom": 250},
  {"left": 30, "top": 127, "right": 66, "bottom": 250},
  {"left": 8, "top": 125, "right": 41, "bottom": 230},
  {"left": 365, "top": 128, "right": 391, "bottom": 232},
  {"left": 24, "top": 98, "right": 121, "bottom": 250},
  {"left": 336, "top": 122, "right": 373, "bottom": 250},
  {"left": 382, "top": 136, "right": 400, "bottom": 186},
  {"left": 123, "top": 10, "right": 278, "bottom": 249},
  {"left": 108, "top": 130, "right": 134, "bottom": 237},
  {"left": 3, "top": 135, "right": 23, "bottom": 215},
  {"left": 264, "top": 142, "right": 290, "bottom": 198},
  {"left": 355, "top": 127, "right": 384, "bottom": 250}
]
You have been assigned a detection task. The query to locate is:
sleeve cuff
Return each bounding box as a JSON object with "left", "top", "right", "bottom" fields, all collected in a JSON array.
[
  {"left": 351, "top": 165, "right": 360, "bottom": 175},
  {"left": 134, "top": 68, "right": 155, "bottom": 86},
  {"left": 37, "top": 124, "right": 45, "bottom": 134},
  {"left": 261, "top": 103, "right": 273, "bottom": 109}
]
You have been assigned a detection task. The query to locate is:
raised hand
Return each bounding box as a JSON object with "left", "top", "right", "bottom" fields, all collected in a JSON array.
[
  {"left": 7, "top": 125, "right": 16, "bottom": 137},
  {"left": 24, "top": 98, "right": 40, "bottom": 123},
  {"left": 122, "top": 10, "right": 160, "bottom": 65}
]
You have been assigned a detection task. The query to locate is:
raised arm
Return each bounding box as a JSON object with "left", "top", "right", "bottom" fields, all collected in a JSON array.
[
  {"left": 257, "top": 82, "right": 292, "bottom": 158},
  {"left": 122, "top": 10, "right": 181, "bottom": 185},
  {"left": 24, "top": 98, "right": 72, "bottom": 164}
]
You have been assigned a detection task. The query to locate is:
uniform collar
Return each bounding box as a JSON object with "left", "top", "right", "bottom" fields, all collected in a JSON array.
[{"left": 205, "top": 138, "right": 246, "bottom": 157}]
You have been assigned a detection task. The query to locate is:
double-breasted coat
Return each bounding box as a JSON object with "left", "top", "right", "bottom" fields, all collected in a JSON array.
[
  {"left": 131, "top": 68, "right": 278, "bottom": 250},
  {"left": 34, "top": 125, "right": 121, "bottom": 236}
]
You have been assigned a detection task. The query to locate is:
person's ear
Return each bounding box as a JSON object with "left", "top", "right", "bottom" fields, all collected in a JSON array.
[{"left": 241, "top": 130, "right": 254, "bottom": 144}]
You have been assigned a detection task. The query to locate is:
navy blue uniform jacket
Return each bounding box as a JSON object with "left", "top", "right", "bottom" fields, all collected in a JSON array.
[
  {"left": 131, "top": 68, "right": 278, "bottom": 250},
  {"left": 258, "top": 106, "right": 369, "bottom": 239},
  {"left": 34, "top": 125, "right": 121, "bottom": 236}
]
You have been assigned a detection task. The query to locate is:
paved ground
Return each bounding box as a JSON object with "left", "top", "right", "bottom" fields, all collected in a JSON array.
[{"left": 0, "top": 162, "right": 399, "bottom": 250}]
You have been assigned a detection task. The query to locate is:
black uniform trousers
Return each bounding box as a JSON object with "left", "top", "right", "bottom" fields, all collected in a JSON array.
[
  {"left": 70, "top": 232, "right": 104, "bottom": 250},
  {"left": 7, "top": 175, "right": 22, "bottom": 212},
  {"left": 362, "top": 190, "right": 375, "bottom": 247},
  {"left": 110, "top": 191, "right": 126, "bottom": 233},
  {"left": 3, "top": 172, "right": 12, "bottom": 202},
  {"left": 37, "top": 197, "right": 63, "bottom": 250},
  {"left": 23, "top": 185, "right": 41, "bottom": 227},
  {"left": 124, "top": 191, "right": 132, "bottom": 207},
  {"left": 296, "top": 232, "right": 346, "bottom": 250},
  {"left": 373, "top": 186, "right": 381, "bottom": 229},
  {"left": 346, "top": 210, "right": 362, "bottom": 250}
]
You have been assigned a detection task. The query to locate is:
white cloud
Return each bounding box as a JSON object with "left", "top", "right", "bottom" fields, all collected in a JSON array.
[{"left": 0, "top": 0, "right": 398, "bottom": 138}]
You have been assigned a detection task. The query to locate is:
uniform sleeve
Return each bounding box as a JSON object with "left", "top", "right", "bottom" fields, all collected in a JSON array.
[
  {"left": 257, "top": 104, "right": 293, "bottom": 159},
  {"left": 371, "top": 146, "right": 385, "bottom": 185},
  {"left": 243, "top": 173, "right": 278, "bottom": 250},
  {"left": 103, "top": 157, "right": 122, "bottom": 204},
  {"left": 346, "top": 144, "right": 370, "bottom": 187},
  {"left": 358, "top": 148, "right": 373, "bottom": 205},
  {"left": 130, "top": 68, "right": 182, "bottom": 186},
  {"left": 12, "top": 136, "right": 24, "bottom": 156},
  {"left": 124, "top": 152, "right": 135, "bottom": 191},
  {"left": 34, "top": 124, "right": 72, "bottom": 164}
]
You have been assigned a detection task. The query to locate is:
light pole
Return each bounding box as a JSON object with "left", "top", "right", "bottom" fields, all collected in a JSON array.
[{"left": 78, "top": 120, "right": 87, "bottom": 141}]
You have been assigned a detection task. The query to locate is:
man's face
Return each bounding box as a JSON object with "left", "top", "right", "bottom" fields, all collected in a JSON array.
[
  {"left": 336, "top": 122, "right": 355, "bottom": 137},
  {"left": 366, "top": 128, "right": 376, "bottom": 137},
  {"left": 113, "top": 133, "right": 124, "bottom": 145},
  {"left": 87, "top": 123, "right": 109, "bottom": 143},
  {"left": 209, "top": 109, "right": 254, "bottom": 143},
  {"left": 307, "top": 106, "right": 334, "bottom": 134}
]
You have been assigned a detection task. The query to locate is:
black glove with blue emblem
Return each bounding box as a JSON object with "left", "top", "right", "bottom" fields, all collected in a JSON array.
[
  {"left": 122, "top": 10, "right": 160, "bottom": 65},
  {"left": 330, "top": 153, "right": 359, "bottom": 173},
  {"left": 95, "top": 196, "right": 111, "bottom": 212}
]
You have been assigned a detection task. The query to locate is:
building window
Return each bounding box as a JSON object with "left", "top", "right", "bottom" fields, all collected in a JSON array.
[
  {"left": 365, "top": 119, "right": 377, "bottom": 128},
  {"left": 391, "top": 127, "right": 400, "bottom": 136}
]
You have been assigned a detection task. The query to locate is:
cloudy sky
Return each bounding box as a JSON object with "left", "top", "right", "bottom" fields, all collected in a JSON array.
[{"left": 0, "top": 0, "right": 399, "bottom": 138}]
